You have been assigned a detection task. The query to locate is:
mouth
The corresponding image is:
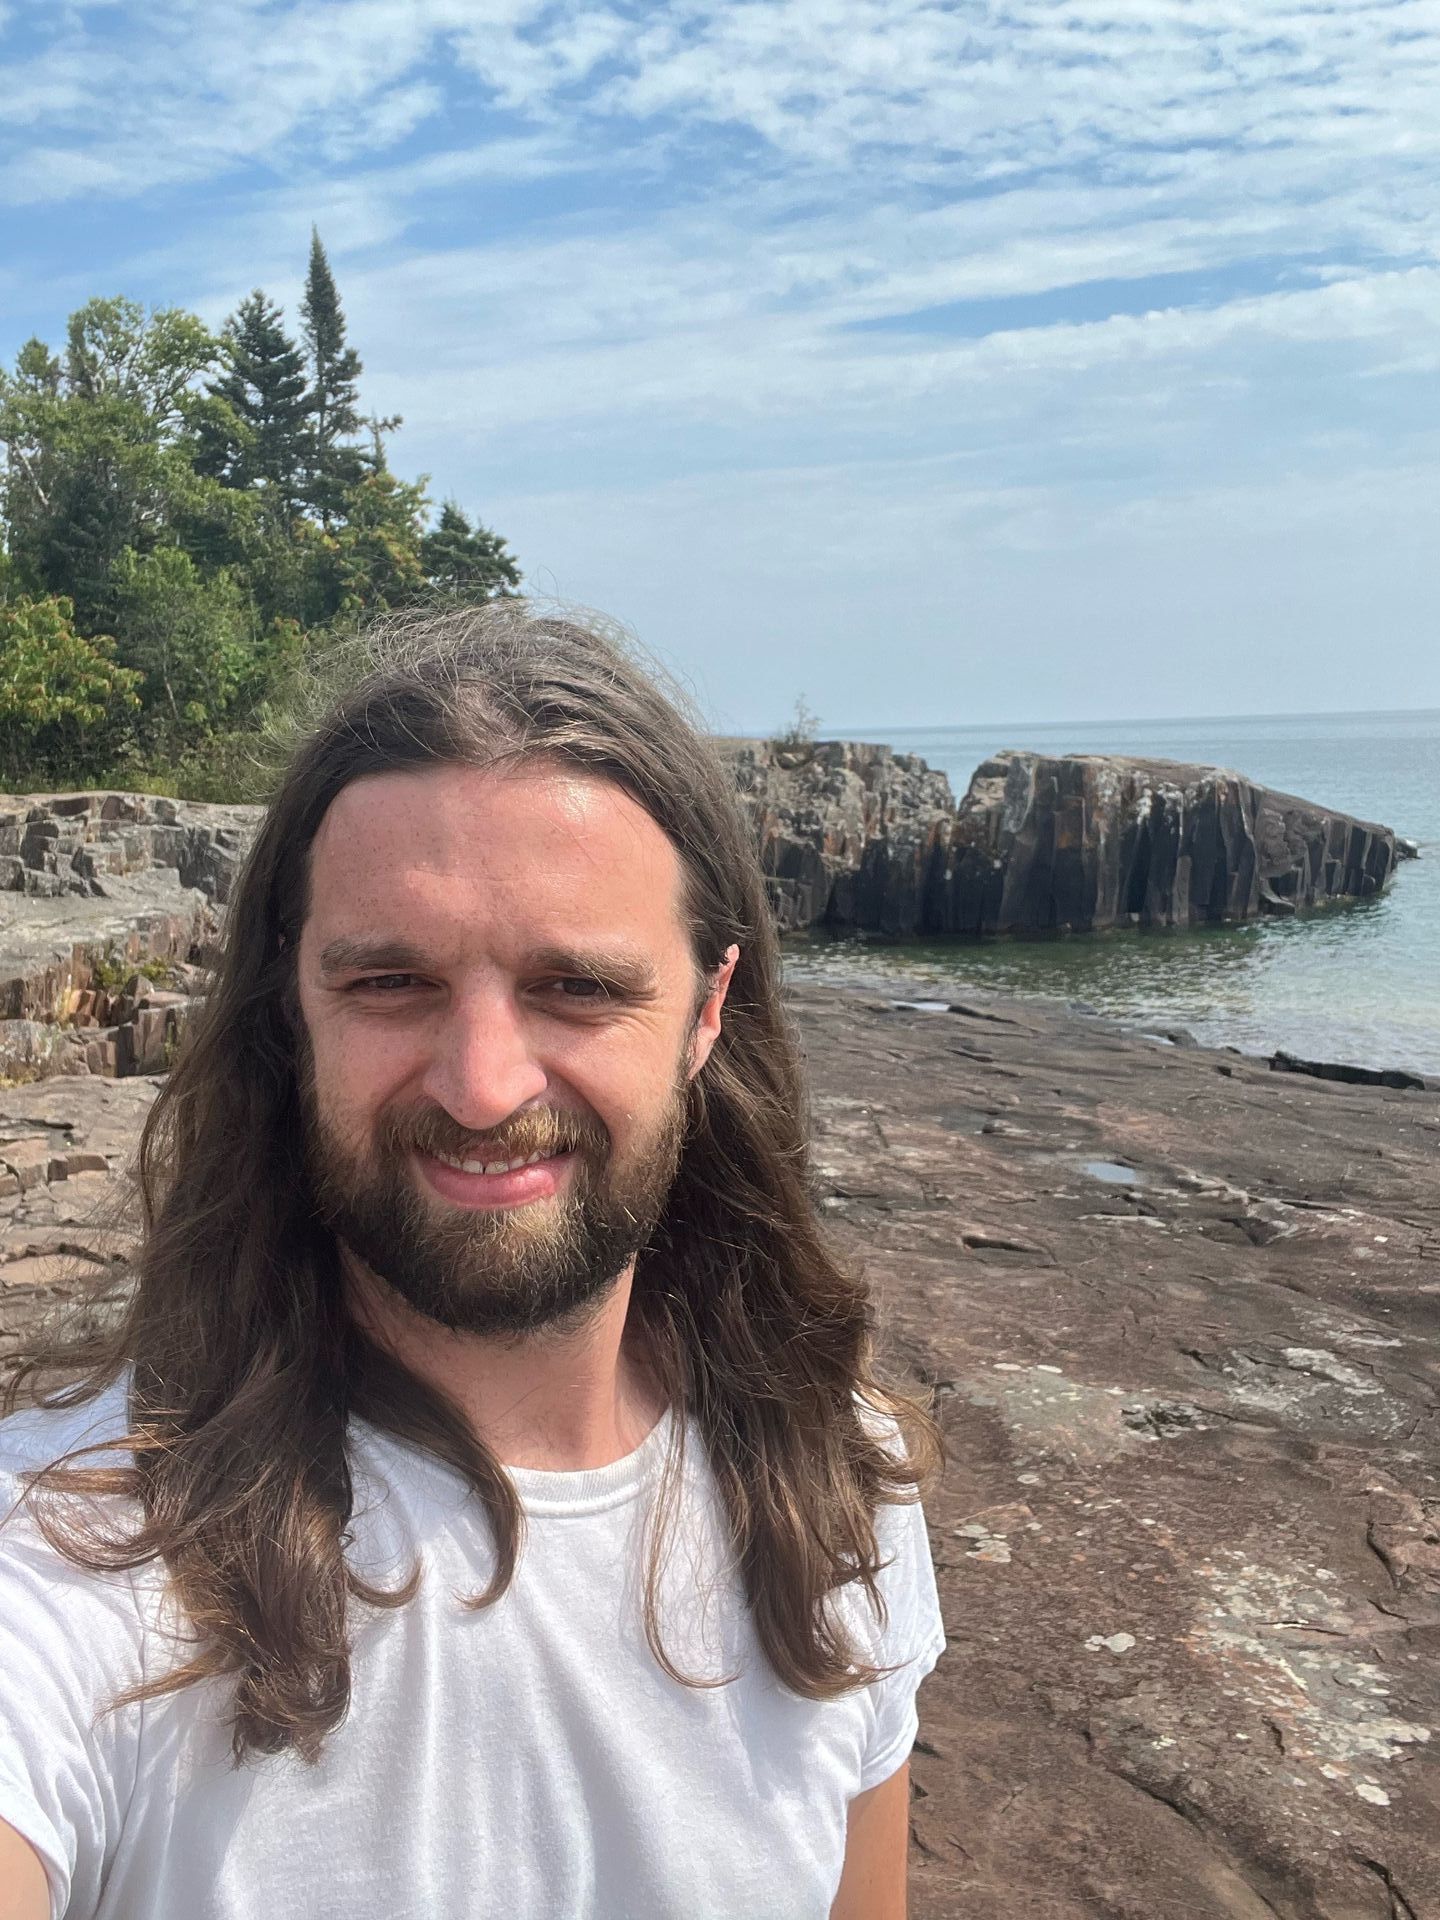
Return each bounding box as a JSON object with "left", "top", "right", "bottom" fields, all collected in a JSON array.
[{"left": 414, "top": 1145, "right": 575, "bottom": 1211}]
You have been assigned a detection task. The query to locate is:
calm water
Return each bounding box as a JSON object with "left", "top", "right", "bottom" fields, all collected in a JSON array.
[{"left": 782, "top": 710, "right": 1440, "bottom": 1076}]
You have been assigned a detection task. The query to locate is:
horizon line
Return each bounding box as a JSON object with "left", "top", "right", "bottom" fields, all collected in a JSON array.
[{"left": 798, "top": 705, "right": 1440, "bottom": 739}]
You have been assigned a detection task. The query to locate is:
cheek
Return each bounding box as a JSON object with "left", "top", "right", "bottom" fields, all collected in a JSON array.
[
  {"left": 587, "top": 1045, "right": 690, "bottom": 1137},
  {"left": 303, "top": 1016, "right": 419, "bottom": 1126}
]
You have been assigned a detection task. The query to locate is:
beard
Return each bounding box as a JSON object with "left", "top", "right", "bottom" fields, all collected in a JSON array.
[{"left": 298, "top": 1039, "right": 691, "bottom": 1339}]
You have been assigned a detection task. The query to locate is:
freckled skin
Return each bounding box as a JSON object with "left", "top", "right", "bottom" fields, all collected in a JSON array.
[{"left": 296, "top": 758, "right": 734, "bottom": 1264}]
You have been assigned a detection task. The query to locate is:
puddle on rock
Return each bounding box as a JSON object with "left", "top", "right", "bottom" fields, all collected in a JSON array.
[{"left": 1082, "top": 1159, "right": 1141, "bottom": 1187}]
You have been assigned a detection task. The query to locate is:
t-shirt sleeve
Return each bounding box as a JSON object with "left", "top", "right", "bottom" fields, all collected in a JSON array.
[
  {"left": 857, "top": 1491, "right": 946, "bottom": 1793},
  {"left": 0, "top": 1475, "right": 145, "bottom": 1920}
]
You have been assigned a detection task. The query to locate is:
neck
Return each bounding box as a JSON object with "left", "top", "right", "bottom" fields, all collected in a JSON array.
[{"left": 343, "top": 1256, "right": 665, "bottom": 1471}]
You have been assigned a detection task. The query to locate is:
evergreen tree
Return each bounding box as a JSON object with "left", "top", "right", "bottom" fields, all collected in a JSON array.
[
  {"left": 422, "top": 501, "right": 521, "bottom": 600},
  {"left": 324, "top": 468, "right": 429, "bottom": 616},
  {"left": 198, "top": 291, "right": 312, "bottom": 506},
  {"left": 300, "top": 230, "right": 365, "bottom": 521},
  {"left": 0, "top": 271, "right": 525, "bottom": 794}
]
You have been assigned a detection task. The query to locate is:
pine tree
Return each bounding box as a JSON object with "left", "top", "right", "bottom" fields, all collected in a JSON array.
[
  {"left": 198, "top": 291, "right": 312, "bottom": 506},
  {"left": 422, "top": 501, "right": 521, "bottom": 600},
  {"left": 301, "top": 230, "right": 365, "bottom": 522}
]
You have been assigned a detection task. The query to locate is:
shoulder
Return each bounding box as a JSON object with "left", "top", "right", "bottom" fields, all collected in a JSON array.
[
  {"left": 0, "top": 1374, "right": 149, "bottom": 1704},
  {"left": 847, "top": 1394, "right": 946, "bottom": 1667},
  {"left": 0, "top": 1375, "right": 147, "bottom": 1646},
  {"left": 0, "top": 1374, "right": 135, "bottom": 1494}
]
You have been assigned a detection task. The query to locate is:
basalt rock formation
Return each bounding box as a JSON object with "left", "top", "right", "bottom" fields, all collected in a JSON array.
[
  {"left": 0, "top": 749, "right": 1403, "bottom": 1083},
  {"left": 721, "top": 739, "right": 954, "bottom": 936},
  {"left": 720, "top": 742, "right": 1400, "bottom": 938},
  {"left": 937, "top": 751, "right": 1398, "bottom": 935},
  {"left": 0, "top": 791, "right": 252, "bottom": 1082}
]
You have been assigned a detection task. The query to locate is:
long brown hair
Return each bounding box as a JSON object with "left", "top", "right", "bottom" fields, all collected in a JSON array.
[{"left": 4, "top": 601, "right": 938, "bottom": 1764}]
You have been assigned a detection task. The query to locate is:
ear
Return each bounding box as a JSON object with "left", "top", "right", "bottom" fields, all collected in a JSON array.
[{"left": 686, "top": 944, "right": 740, "bottom": 1080}]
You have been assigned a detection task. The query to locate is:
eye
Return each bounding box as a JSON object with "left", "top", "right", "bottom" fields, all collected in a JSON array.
[
  {"left": 349, "top": 973, "right": 422, "bottom": 993},
  {"left": 546, "top": 976, "right": 611, "bottom": 1002}
]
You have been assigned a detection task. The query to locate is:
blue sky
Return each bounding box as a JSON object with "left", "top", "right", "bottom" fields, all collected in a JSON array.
[{"left": 2, "top": 0, "right": 1438, "bottom": 733}]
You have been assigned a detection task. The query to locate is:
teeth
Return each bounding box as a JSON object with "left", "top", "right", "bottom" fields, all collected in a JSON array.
[{"left": 434, "top": 1148, "right": 550, "bottom": 1176}]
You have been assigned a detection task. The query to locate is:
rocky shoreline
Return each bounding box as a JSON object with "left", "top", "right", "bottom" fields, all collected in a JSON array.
[
  {"left": 0, "top": 746, "right": 1408, "bottom": 1086},
  {"left": 809, "top": 985, "right": 1439, "bottom": 1920},
  {"left": 1, "top": 980, "right": 1436, "bottom": 1918}
]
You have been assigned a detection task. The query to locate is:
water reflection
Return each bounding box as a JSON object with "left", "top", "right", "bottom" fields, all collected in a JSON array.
[{"left": 782, "top": 888, "right": 1438, "bottom": 1076}]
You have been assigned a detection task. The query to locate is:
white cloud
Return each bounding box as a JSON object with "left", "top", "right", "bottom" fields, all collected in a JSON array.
[
  {"left": 8, "top": 0, "right": 1440, "bottom": 212},
  {"left": 3, "top": 0, "right": 1439, "bottom": 719}
]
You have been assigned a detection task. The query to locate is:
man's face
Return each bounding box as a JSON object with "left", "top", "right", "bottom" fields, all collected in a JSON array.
[{"left": 294, "top": 759, "right": 736, "bottom": 1338}]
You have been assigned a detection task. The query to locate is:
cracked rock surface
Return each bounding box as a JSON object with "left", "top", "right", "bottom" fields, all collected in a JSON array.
[
  {"left": 0, "top": 790, "right": 256, "bottom": 1080},
  {"left": 2, "top": 983, "right": 1437, "bottom": 1917},
  {"left": 802, "top": 984, "right": 1438, "bottom": 1918}
]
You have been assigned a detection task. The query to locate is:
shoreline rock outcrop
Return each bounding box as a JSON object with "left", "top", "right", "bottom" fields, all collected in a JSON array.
[
  {"left": 0, "top": 744, "right": 1406, "bottom": 1083},
  {"left": 940, "top": 751, "right": 1397, "bottom": 935},
  {"left": 721, "top": 741, "right": 1401, "bottom": 938},
  {"left": 0, "top": 791, "right": 251, "bottom": 1083}
]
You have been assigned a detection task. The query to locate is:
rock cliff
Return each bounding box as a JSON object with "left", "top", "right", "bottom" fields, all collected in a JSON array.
[
  {"left": 720, "top": 741, "right": 1399, "bottom": 938},
  {"left": 721, "top": 738, "right": 954, "bottom": 936},
  {"left": 936, "top": 751, "right": 1398, "bottom": 935},
  {"left": 0, "top": 791, "right": 250, "bottom": 1082}
]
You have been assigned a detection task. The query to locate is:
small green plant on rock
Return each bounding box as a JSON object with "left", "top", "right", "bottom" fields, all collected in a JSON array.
[
  {"left": 770, "top": 696, "right": 821, "bottom": 767},
  {"left": 773, "top": 696, "right": 819, "bottom": 752},
  {"left": 89, "top": 945, "right": 181, "bottom": 996}
]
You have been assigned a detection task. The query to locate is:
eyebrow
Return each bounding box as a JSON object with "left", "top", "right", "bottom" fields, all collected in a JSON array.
[{"left": 316, "top": 936, "right": 661, "bottom": 996}]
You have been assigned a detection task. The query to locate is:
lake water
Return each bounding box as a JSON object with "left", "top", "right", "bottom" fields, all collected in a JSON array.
[{"left": 781, "top": 709, "right": 1440, "bottom": 1076}]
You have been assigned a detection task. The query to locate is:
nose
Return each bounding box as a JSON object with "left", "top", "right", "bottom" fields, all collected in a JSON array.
[{"left": 418, "top": 985, "right": 549, "bottom": 1134}]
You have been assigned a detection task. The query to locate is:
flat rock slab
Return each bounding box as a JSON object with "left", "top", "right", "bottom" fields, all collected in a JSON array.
[
  {"left": 794, "top": 985, "right": 1439, "bottom": 1919},
  {"left": 2, "top": 993, "right": 1437, "bottom": 1918},
  {"left": 0, "top": 1075, "right": 159, "bottom": 1369},
  {"left": 0, "top": 872, "right": 209, "bottom": 977}
]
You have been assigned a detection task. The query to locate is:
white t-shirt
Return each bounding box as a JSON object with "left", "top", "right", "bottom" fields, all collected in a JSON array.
[{"left": 0, "top": 1378, "right": 944, "bottom": 1920}]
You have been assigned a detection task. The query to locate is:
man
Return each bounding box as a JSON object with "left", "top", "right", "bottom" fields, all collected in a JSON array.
[{"left": 0, "top": 604, "right": 943, "bottom": 1919}]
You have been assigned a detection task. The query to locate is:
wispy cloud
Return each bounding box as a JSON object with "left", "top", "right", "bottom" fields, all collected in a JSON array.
[{"left": 1, "top": 0, "right": 1438, "bottom": 720}]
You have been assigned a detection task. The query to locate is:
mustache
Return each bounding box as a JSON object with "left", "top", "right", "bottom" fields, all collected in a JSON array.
[{"left": 381, "top": 1105, "right": 610, "bottom": 1165}]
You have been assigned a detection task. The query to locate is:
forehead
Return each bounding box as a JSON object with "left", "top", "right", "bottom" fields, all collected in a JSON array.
[{"left": 302, "top": 759, "right": 690, "bottom": 956}]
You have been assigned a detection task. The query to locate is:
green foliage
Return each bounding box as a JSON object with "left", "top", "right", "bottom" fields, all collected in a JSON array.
[
  {"left": 301, "top": 229, "right": 367, "bottom": 522},
  {"left": 107, "top": 547, "right": 261, "bottom": 755},
  {"left": 0, "top": 298, "right": 227, "bottom": 633},
  {"left": 89, "top": 943, "right": 182, "bottom": 995},
  {"left": 0, "top": 236, "right": 522, "bottom": 798},
  {"left": 197, "top": 291, "right": 312, "bottom": 506},
  {"left": 422, "top": 501, "right": 521, "bottom": 600},
  {"left": 0, "top": 595, "right": 141, "bottom": 786},
  {"left": 325, "top": 468, "right": 429, "bottom": 615}
]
